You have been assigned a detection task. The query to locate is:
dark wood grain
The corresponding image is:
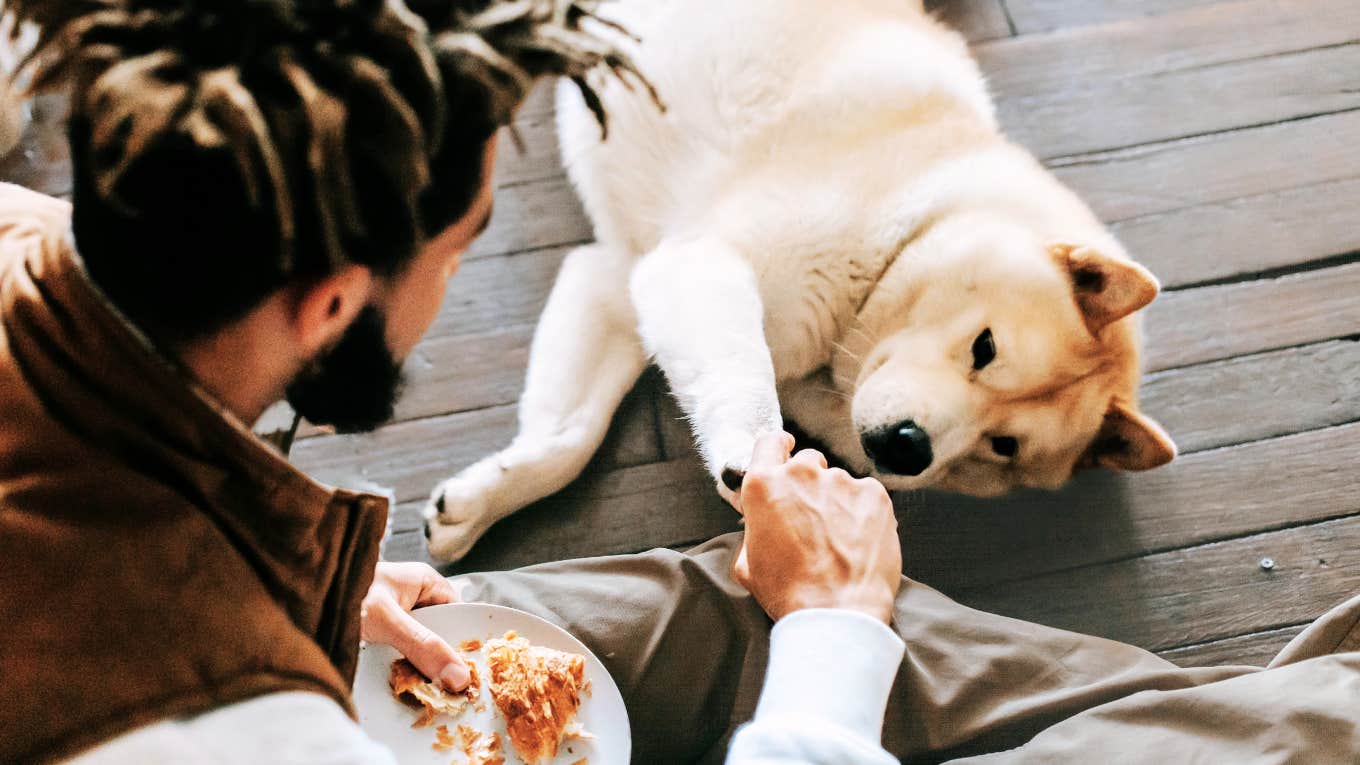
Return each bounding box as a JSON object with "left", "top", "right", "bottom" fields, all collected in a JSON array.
[
  {"left": 291, "top": 374, "right": 664, "bottom": 504},
  {"left": 1140, "top": 339, "right": 1360, "bottom": 454},
  {"left": 980, "top": 0, "right": 1360, "bottom": 159},
  {"left": 1005, "top": 0, "right": 1272, "bottom": 35},
  {"left": 1145, "top": 262, "right": 1360, "bottom": 372},
  {"left": 422, "top": 457, "right": 736, "bottom": 574},
  {"left": 1053, "top": 110, "right": 1360, "bottom": 225},
  {"left": 1158, "top": 624, "right": 1308, "bottom": 668},
  {"left": 1115, "top": 176, "right": 1360, "bottom": 290},
  {"left": 902, "top": 422, "right": 1360, "bottom": 592},
  {"left": 955, "top": 515, "right": 1360, "bottom": 651}
]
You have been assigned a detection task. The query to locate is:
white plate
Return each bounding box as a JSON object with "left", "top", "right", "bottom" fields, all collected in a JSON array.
[{"left": 354, "top": 603, "right": 630, "bottom": 764}]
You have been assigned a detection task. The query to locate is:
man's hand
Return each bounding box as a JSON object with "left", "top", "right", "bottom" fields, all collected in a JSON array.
[
  {"left": 361, "top": 561, "right": 471, "bottom": 691},
  {"left": 733, "top": 433, "right": 902, "bottom": 624}
]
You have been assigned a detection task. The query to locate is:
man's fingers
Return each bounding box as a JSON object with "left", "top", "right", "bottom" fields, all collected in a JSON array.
[
  {"left": 748, "top": 432, "right": 795, "bottom": 473},
  {"left": 790, "top": 448, "right": 828, "bottom": 469},
  {"left": 416, "top": 570, "right": 459, "bottom": 608},
  {"left": 732, "top": 542, "right": 751, "bottom": 588},
  {"left": 375, "top": 602, "right": 470, "bottom": 692}
]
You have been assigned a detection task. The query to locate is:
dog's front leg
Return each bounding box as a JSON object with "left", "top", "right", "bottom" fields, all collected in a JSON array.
[
  {"left": 424, "top": 245, "right": 646, "bottom": 562},
  {"left": 631, "top": 237, "right": 783, "bottom": 506}
]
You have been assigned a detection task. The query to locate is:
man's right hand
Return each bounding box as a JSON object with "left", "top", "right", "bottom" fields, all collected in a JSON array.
[{"left": 732, "top": 433, "right": 902, "bottom": 624}]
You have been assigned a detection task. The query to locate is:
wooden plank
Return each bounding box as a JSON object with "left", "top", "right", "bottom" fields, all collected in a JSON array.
[
  {"left": 980, "top": 0, "right": 1360, "bottom": 97},
  {"left": 928, "top": 0, "right": 1013, "bottom": 42},
  {"left": 1051, "top": 110, "right": 1360, "bottom": 225},
  {"left": 385, "top": 457, "right": 739, "bottom": 573},
  {"left": 1145, "top": 261, "right": 1360, "bottom": 371},
  {"left": 1006, "top": 0, "right": 1306, "bottom": 36},
  {"left": 493, "top": 110, "right": 564, "bottom": 189},
  {"left": 903, "top": 421, "right": 1360, "bottom": 591},
  {"left": 292, "top": 375, "right": 664, "bottom": 504},
  {"left": 995, "top": 42, "right": 1360, "bottom": 160},
  {"left": 465, "top": 173, "right": 591, "bottom": 261},
  {"left": 1157, "top": 624, "right": 1307, "bottom": 668},
  {"left": 0, "top": 94, "right": 71, "bottom": 197},
  {"left": 957, "top": 515, "right": 1360, "bottom": 651},
  {"left": 395, "top": 324, "right": 533, "bottom": 423},
  {"left": 1118, "top": 176, "right": 1360, "bottom": 290},
  {"left": 427, "top": 246, "right": 568, "bottom": 339},
  {"left": 1140, "top": 340, "right": 1360, "bottom": 454}
]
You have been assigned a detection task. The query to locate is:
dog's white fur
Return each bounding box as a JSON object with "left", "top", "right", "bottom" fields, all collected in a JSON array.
[{"left": 425, "top": 0, "right": 1176, "bottom": 562}]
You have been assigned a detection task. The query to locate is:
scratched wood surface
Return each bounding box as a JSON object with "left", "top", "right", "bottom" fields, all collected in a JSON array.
[{"left": 5, "top": 0, "right": 1357, "bottom": 668}]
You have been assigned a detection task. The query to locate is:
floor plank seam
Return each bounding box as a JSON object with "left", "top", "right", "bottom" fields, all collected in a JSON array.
[
  {"left": 1161, "top": 249, "right": 1360, "bottom": 292},
  {"left": 960, "top": 508, "right": 1360, "bottom": 595},
  {"left": 996, "top": 0, "right": 1019, "bottom": 38},
  {"left": 1147, "top": 334, "right": 1360, "bottom": 376},
  {"left": 1046, "top": 106, "right": 1360, "bottom": 169},
  {"left": 497, "top": 171, "right": 567, "bottom": 191},
  {"left": 496, "top": 171, "right": 567, "bottom": 191},
  {"left": 1144, "top": 335, "right": 1360, "bottom": 377},
  {"left": 1171, "top": 417, "right": 1360, "bottom": 461},
  {"left": 467, "top": 236, "right": 593, "bottom": 262},
  {"left": 1156, "top": 621, "right": 1313, "bottom": 655},
  {"left": 1142, "top": 38, "right": 1360, "bottom": 80}
]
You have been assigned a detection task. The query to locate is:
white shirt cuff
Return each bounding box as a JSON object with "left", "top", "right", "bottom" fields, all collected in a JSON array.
[{"left": 752, "top": 608, "right": 905, "bottom": 740}]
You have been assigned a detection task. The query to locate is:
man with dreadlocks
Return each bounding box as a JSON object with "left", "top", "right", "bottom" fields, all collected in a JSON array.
[
  {"left": 0, "top": 0, "right": 916, "bottom": 761},
  {"left": 0, "top": 0, "right": 669, "bottom": 761},
  {"left": 7, "top": 0, "right": 1355, "bottom": 763}
]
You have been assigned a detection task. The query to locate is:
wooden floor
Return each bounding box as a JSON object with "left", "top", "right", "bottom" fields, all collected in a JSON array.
[{"left": 7, "top": 0, "right": 1358, "bottom": 669}]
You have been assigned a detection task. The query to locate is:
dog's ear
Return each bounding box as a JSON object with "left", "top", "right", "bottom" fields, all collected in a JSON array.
[
  {"left": 1051, "top": 243, "right": 1159, "bottom": 336},
  {"left": 1081, "top": 401, "right": 1177, "bottom": 472}
]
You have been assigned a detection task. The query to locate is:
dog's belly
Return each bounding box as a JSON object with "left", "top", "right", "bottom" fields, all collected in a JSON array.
[{"left": 558, "top": 0, "right": 992, "bottom": 256}]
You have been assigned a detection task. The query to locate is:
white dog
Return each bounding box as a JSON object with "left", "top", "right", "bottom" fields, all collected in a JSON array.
[{"left": 425, "top": 0, "right": 1176, "bottom": 562}]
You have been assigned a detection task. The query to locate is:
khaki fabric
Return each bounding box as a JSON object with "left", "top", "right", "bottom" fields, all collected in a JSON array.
[
  {"left": 458, "top": 532, "right": 1360, "bottom": 764},
  {"left": 0, "top": 184, "right": 388, "bottom": 763}
]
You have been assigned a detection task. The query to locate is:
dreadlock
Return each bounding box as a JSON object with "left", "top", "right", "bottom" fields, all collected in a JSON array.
[{"left": 8, "top": 0, "right": 652, "bottom": 345}]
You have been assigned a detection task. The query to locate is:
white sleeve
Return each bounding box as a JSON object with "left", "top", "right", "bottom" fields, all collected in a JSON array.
[
  {"left": 726, "top": 609, "right": 904, "bottom": 765},
  {"left": 61, "top": 691, "right": 397, "bottom": 765}
]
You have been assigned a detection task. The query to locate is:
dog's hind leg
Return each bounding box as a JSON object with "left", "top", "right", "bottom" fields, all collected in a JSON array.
[
  {"left": 630, "top": 237, "right": 783, "bottom": 507},
  {"left": 424, "top": 244, "right": 646, "bottom": 563}
]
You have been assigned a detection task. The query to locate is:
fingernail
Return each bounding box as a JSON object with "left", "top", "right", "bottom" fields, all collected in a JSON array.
[{"left": 440, "top": 662, "right": 471, "bottom": 692}]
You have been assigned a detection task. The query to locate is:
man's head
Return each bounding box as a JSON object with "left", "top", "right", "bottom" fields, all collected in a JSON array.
[{"left": 18, "top": 0, "right": 642, "bottom": 430}]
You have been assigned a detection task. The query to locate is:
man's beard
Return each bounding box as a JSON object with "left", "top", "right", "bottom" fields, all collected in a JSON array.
[{"left": 285, "top": 306, "right": 405, "bottom": 434}]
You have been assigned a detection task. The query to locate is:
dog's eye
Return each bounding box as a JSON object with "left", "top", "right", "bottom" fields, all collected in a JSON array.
[
  {"left": 971, "top": 329, "right": 996, "bottom": 370},
  {"left": 991, "top": 436, "right": 1019, "bottom": 458}
]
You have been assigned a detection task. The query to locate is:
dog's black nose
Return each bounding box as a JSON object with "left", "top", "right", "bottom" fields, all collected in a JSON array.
[{"left": 861, "top": 420, "right": 933, "bottom": 476}]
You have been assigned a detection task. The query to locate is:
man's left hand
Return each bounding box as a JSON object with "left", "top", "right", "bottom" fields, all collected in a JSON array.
[{"left": 361, "top": 561, "right": 470, "bottom": 691}]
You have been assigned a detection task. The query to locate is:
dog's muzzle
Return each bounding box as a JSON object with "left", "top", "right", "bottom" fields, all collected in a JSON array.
[{"left": 861, "top": 420, "right": 934, "bottom": 476}]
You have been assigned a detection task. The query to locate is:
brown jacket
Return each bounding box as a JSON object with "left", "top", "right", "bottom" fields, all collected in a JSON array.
[{"left": 0, "top": 184, "right": 388, "bottom": 764}]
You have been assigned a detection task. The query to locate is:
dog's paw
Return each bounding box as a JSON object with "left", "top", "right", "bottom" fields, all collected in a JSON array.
[
  {"left": 705, "top": 431, "right": 775, "bottom": 513},
  {"left": 422, "top": 468, "right": 501, "bottom": 563},
  {"left": 716, "top": 468, "right": 743, "bottom": 512}
]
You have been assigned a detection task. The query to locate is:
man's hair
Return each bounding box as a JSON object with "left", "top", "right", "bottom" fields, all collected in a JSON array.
[{"left": 12, "top": 0, "right": 649, "bottom": 344}]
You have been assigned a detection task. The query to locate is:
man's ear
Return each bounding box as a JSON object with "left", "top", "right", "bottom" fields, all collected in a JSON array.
[
  {"left": 292, "top": 265, "right": 373, "bottom": 356},
  {"left": 1083, "top": 401, "right": 1177, "bottom": 471},
  {"left": 1051, "top": 243, "right": 1160, "bottom": 336}
]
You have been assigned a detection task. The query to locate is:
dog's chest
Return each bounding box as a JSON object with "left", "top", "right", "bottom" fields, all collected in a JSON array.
[{"left": 757, "top": 248, "right": 888, "bottom": 381}]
